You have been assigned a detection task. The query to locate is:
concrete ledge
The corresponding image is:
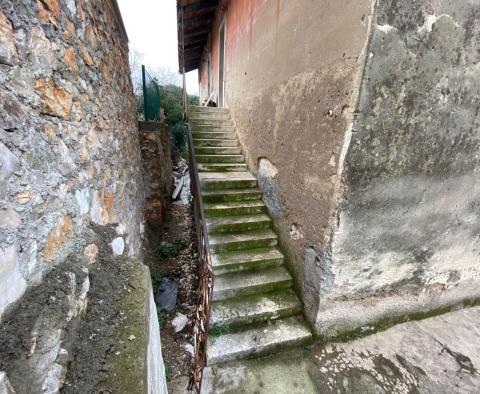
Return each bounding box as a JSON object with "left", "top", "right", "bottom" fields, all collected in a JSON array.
[
  {"left": 98, "top": 263, "right": 167, "bottom": 393},
  {"left": 315, "top": 280, "right": 480, "bottom": 340}
]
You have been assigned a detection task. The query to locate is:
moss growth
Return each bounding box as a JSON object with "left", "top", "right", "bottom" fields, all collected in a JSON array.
[
  {"left": 155, "top": 237, "right": 186, "bottom": 258},
  {"left": 321, "top": 298, "right": 480, "bottom": 344},
  {"left": 151, "top": 270, "right": 162, "bottom": 289},
  {"left": 165, "top": 363, "right": 172, "bottom": 382},
  {"left": 156, "top": 307, "right": 166, "bottom": 327},
  {"left": 210, "top": 324, "right": 231, "bottom": 337}
]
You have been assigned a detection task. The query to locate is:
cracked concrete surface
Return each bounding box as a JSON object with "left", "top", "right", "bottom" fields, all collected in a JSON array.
[{"left": 170, "top": 306, "right": 480, "bottom": 393}]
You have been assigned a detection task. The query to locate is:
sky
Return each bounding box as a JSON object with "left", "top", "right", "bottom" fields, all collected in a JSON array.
[{"left": 117, "top": 0, "right": 199, "bottom": 95}]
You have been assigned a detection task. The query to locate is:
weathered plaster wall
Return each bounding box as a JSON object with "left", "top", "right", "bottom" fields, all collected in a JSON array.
[
  {"left": 0, "top": 0, "right": 143, "bottom": 319},
  {"left": 316, "top": 0, "right": 480, "bottom": 337},
  {"left": 198, "top": 0, "right": 373, "bottom": 298},
  {"left": 199, "top": 0, "right": 480, "bottom": 336}
]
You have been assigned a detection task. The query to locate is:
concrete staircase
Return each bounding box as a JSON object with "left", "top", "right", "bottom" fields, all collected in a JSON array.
[{"left": 188, "top": 106, "right": 312, "bottom": 365}]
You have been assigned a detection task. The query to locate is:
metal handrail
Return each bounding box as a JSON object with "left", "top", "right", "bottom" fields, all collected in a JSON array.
[{"left": 186, "top": 122, "right": 214, "bottom": 393}]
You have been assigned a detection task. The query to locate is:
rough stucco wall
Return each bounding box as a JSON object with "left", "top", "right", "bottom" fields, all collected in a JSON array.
[
  {"left": 317, "top": 0, "right": 480, "bottom": 337},
  {"left": 0, "top": 0, "right": 144, "bottom": 320},
  {"left": 199, "top": 0, "right": 373, "bottom": 300}
]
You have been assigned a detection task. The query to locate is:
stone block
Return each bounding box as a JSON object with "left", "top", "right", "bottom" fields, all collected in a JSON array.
[
  {"left": 35, "top": 79, "right": 72, "bottom": 118},
  {"left": 0, "top": 10, "right": 18, "bottom": 66},
  {"left": 0, "top": 246, "right": 27, "bottom": 319},
  {"left": 43, "top": 215, "right": 74, "bottom": 261}
]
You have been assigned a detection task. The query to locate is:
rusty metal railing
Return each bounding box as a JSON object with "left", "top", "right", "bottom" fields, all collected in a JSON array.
[{"left": 186, "top": 122, "right": 214, "bottom": 393}]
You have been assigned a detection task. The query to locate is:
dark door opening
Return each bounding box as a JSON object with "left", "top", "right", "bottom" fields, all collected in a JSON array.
[{"left": 219, "top": 19, "right": 226, "bottom": 107}]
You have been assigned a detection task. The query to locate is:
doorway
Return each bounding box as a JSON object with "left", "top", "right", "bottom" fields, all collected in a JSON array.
[{"left": 219, "top": 18, "right": 226, "bottom": 107}]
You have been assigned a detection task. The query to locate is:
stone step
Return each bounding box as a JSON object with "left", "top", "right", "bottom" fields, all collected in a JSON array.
[
  {"left": 201, "top": 188, "right": 262, "bottom": 203},
  {"left": 191, "top": 125, "right": 236, "bottom": 133},
  {"left": 207, "top": 214, "right": 272, "bottom": 234},
  {"left": 210, "top": 289, "right": 302, "bottom": 328},
  {"left": 194, "top": 138, "right": 238, "bottom": 147},
  {"left": 207, "top": 316, "right": 312, "bottom": 364},
  {"left": 212, "top": 247, "right": 284, "bottom": 275},
  {"left": 200, "top": 172, "right": 256, "bottom": 190},
  {"left": 195, "top": 146, "right": 242, "bottom": 155},
  {"left": 190, "top": 119, "right": 234, "bottom": 128},
  {"left": 196, "top": 154, "right": 245, "bottom": 164},
  {"left": 189, "top": 112, "right": 230, "bottom": 121},
  {"left": 209, "top": 229, "right": 278, "bottom": 253},
  {"left": 198, "top": 163, "right": 248, "bottom": 172},
  {"left": 189, "top": 106, "right": 229, "bottom": 114},
  {"left": 204, "top": 201, "right": 266, "bottom": 217},
  {"left": 193, "top": 131, "right": 237, "bottom": 140},
  {"left": 212, "top": 266, "right": 292, "bottom": 301}
]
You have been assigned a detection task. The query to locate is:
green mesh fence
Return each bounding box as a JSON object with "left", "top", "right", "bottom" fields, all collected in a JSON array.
[{"left": 142, "top": 65, "right": 161, "bottom": 121}]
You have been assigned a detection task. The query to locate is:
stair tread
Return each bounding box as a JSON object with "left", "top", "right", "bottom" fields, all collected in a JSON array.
[
  {"left": 212, "top": 247, "right": 284, "bottom": 267},
  {"left": 213, "top": 266, "right": 291, "bottom": 294},
  {"left": 198, "top": 163, "right": 247, "bottom": 170},
  {"left": 202, "top": 188, "right": 261, "bottom": 196},
  {"left": 207, "top": 214, "right": 271, "bottom": 227},
  {"left": 211, "top": 289, "right": 301, "bottom": 327},
  {"left": 194, "top": 138, "right": 238, "bottom": 142},
  {"left": 200, "top": 171, "right": 255, "bottom": 181},
  {"left": 209, "top": 229, "right": 277, "bottom": 246},
  {"left": 196, "top": 154, "right": 244, "bottom": 158},
  {"left": 204, "top": 201, "right": 266, "bottom": 210},
  {"left": 207, "top": 316, "right": 312, "bottom": 364}
]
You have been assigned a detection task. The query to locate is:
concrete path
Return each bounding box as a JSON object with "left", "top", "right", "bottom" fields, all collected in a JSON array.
[{"left": 170, "top": 306, "right": 480, "bottom": 393}]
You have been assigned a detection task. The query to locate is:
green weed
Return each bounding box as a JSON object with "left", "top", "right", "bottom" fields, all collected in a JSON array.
[
  {"left": 155, "top": 238, "right": 186, "bottom": 258},
  {"left": 209, "top": 324, "right": 231, "bottom": 337}
]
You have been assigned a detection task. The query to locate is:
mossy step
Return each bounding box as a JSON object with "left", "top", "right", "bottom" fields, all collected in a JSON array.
[
  {"left": 199, "top": 173, "right": 256, "bottom": 190},
  {"left": 190, "top": 119, "right": 234, "bottom": 128},
  {"left": 198, "top": 163, "right": 248, "bottom": 172},
  {"left": 193, "top": 131, "right": 237, "bottom": 140},
  {"left": 189, "top": 112, "right": 230, "bottom": 121},
  {"left": 212, "top": 247, "right": 284, "bottom": 274},
  {"left": 191, "top": 125, "right": 236, "bottom": 133},
  {"left": 194, "top": 138, "right": 238, "bottom": 147},
  {"left": 207, "top": 214, "right": 272, "bottom": 234},
  {"left": 212, "top": 266, "right": 292, "bottom": 301},
  {"left": 209, "top": 229, "right": 278, "bottom": 253},
  {"left": 204, "top": 201, "right": 266, "bottom": 217},
  {"left": 196, "top": 154, "right": 245, "bottom": 164},
  {"left": 189, "top": 106, "right": 229, "bottom": 113},
  {"left": 195, "top": 146, "right": 242, "bottom": 155},
  {"left": 201, "top": 188, "right": 262, "bottom": 203},
  {"left": 210, "top": 289, "right": 302, "bottom": 328},
  {"left": 207, "top": 315, "right": 312, "bottom": 364}
]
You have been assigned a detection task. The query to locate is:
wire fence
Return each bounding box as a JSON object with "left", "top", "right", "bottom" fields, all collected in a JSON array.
[{"left": 142, "top": 65, "right": 161, "bottom": 121}]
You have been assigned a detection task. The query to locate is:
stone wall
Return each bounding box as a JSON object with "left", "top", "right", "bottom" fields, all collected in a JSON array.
[
  {"left": 139, "top": 121, "right": 173, "bottom": 226},
  {"left": 0, "top": 0, "right": 143, "bottom": 317},
  {"left": 0, "top": 0, "right": 168, "bottom": 391}
]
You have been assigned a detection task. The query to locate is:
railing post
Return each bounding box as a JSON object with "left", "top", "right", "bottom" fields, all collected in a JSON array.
[{"left": 141, "top": 64, "right": 148, "bottom": 120}]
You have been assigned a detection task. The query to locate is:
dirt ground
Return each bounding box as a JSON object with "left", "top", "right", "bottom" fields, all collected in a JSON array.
[{"left": 143, "top": 193, "right": 198, "bottom": 384}]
